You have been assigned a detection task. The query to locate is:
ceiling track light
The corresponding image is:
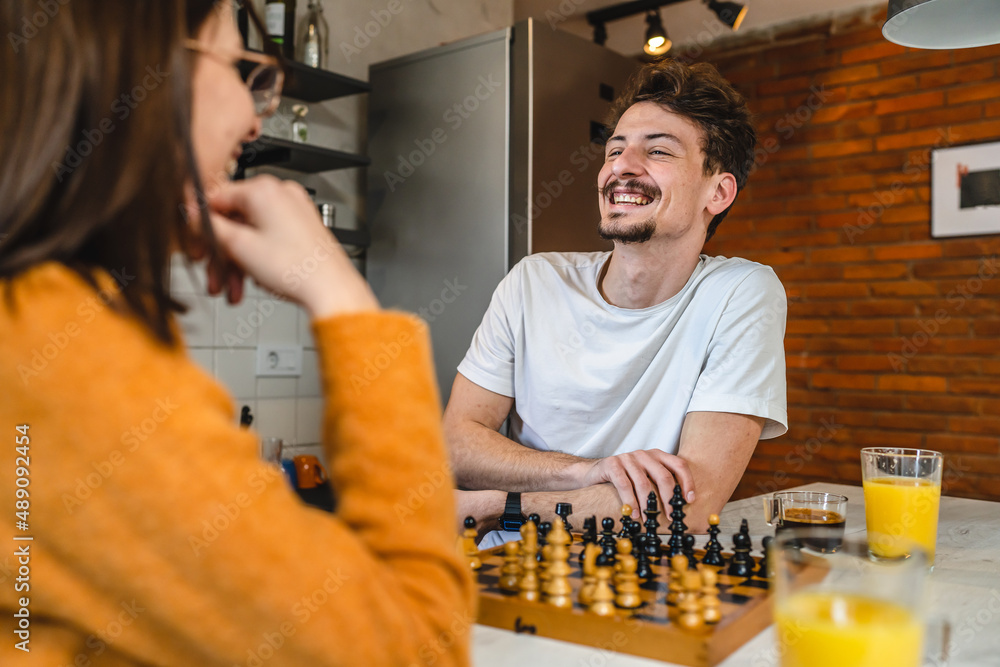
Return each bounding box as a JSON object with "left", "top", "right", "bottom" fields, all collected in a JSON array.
[
  {"left": 586, "top": 0, "right": 747, "bottom": 54},
  {"left": 644, "top": 10, "right": 672, "bottom": 55}
]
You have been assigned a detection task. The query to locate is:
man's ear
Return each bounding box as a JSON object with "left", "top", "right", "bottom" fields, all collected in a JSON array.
[{"left": 706, "top": 172, "right": 738, "bottom": 216}]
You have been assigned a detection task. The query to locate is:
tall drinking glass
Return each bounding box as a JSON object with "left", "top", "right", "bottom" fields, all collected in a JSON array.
[
  {"left": 772, "top": 530, "right": 944, "bottom": 667},
  {"left": 860, "top": 448, "right": 943, "bottom": 566}
]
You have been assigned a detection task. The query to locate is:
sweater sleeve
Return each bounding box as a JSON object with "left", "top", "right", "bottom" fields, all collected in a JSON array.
[{"left": 3, "top": 271, "right": 474, "bottom": 667}]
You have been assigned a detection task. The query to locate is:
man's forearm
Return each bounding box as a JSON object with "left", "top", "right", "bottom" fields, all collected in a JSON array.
[
  {"left": 522, "top": 484, "right": 626, "bottom": 526},
  {"left": 448, "top": 421, "right": 591, "bottom": 492}
]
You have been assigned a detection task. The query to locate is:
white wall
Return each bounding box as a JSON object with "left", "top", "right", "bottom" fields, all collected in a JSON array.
[{"left": 172, "top": 0, "right": 513, "bottom": 454}]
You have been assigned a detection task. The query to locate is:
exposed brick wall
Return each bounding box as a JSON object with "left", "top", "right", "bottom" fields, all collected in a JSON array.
[{"left": 699, "top": 9, "right": 1000, "bottom": 501}]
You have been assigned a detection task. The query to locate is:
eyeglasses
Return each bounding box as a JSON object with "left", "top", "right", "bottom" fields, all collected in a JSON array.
[{"left": 184, "top": 39, "right": 284, "bottom": 117}]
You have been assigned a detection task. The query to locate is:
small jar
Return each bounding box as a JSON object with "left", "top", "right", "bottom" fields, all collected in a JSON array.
[{"left": 291, "top": 104, "right": 308, "bottom": 143}]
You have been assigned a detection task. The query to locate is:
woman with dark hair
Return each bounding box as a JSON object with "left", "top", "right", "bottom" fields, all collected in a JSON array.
[{"left": 0, "top": 2, "right": 472, "bottom": 664}]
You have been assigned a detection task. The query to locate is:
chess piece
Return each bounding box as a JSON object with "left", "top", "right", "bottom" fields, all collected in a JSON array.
[
  {"left": 727, "top": 519, "right": 753, "bottom": 578},
  {"left": 644, "top": 491, "right": 663, "bottom": 557},
  {"left": 618, "top": 504, "right": 633, "bottom": 539},
  {"left": 682, "top": 533, "right": 697, "bottom": 569},
  {"left": 579, "top": 542, "right": 600, "bottom": 606},
  {"left": 635, "top": 533, "right": 652, "bottom": 581},
  {"left": 543, "top": 518, "right": 573, "bottom": 608},
  {"left": 460, "top": 516, "right": 481, "bottom": 570},
  {"left": 701, "top": 566, "right": 722, "bottom": 624},
  {"left": 666, "top": 485, "right": 686, "bottom": 558},
  {"left": 757, "top": 536, "right": 773, "bottom": 579},
  {"left": 678, "top": 569, "right": 705, "bottom": 631},
  {"left": 528, "top": 513, "right": 541, "bottom": 527},
  {"left": 580, "top": 516, "right": 597, "bottom": 564},
  {"left": 589, "top": 555, "right": 616, "bottom": 616},
  {"left": 614, "top": 538, "right": 642, "bottom": 609},
  {"left": 555, "top": 502, "right": 574, "bottom": 534},
  {"left": 600, "top": 517, "right": 617, "bottom": 563},
  {"left": 701, "top": 514, "right": 725, "bottom": 567},
  {"left": 519, "top": 521, "right": 540, "bottom": 602},
  {"left": 668, "top": 553, "right": 687, "bottom": 608},
  {"left": 499, "top": 540, "right": 522, "bottom": 591}
]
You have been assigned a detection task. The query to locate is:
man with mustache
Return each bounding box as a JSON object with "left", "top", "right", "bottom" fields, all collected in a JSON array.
[{"left": 444, "top": 59, "right": 787, "bottom": 542}]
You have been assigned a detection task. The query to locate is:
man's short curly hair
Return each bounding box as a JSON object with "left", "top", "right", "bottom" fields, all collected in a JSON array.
[{"left": 605, "top": 59, "right": 756, "bottom": 242}]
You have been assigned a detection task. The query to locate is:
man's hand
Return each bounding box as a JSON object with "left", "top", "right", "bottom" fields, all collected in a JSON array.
[{"left": 568, "top": 449, "right": 695, "bottom": 520}]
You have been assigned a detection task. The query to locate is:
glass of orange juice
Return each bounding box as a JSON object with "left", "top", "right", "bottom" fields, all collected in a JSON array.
[
  {"left": 860, "top": 448, "right": 943, "bottom": 566},
  {"left": 772, "top": 530, "right": 945, "bottom": 667}
]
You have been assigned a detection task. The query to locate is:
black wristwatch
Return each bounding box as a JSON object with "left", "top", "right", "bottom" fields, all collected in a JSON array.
[{"left": 499, "top": 492, "right": 527, "bottom": 531}]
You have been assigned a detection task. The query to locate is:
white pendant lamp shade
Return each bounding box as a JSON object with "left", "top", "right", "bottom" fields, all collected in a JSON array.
[{"left": 884, "top": 0, "right": 1000, "bottom": 49}]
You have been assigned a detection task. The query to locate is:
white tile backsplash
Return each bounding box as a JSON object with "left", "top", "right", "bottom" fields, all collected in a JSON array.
[
  {"left": 298, "top": 309, "right": 315, "bottom": 349},
  {"left": 188, "top": 348, "right": 214, "bottom": 375},
  {"left": 169, "top": 254, "right": 209, "bottom": 294},
  {"left": 298, "top": 349, "right": 320, "bottom": 397},
  {"left": 296, "top": 397, "right": 324, "bottom": 445},
  {"left": 258, "top": 299, "right": 300, "bottom": 345},
  {"left": 215, "top": 349, "right": 257, "bottom": 400},
  {"left": 257, "top": 376, "right": 298, "bottom": 399},
  {"left": 255, "top": 398, "right": 298, "bottom": 443},
  {"left": 216, "top": 297, "right": 259, "bottom": 348}
]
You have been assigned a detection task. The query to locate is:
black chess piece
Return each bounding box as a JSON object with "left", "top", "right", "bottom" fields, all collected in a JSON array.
[
  {"left": 643, "top": 491, "right": 663, "bottom": 559},
  {"left": 727, "top": 519, "right": 753, "bottom": 577},
  {"left": 528, "top": 513, "right": 541, "bottom": 527},
  {"left": 618, "top": 514, "right": 632, "bottom": 539},
  {"left": 757, "top": 535, "right": 773, "bottom": 578},
  {"left": 682, "top": 533, "right": 697, "bottom": 569},
  {"left": 580, "top": 516, "right": 598, "bottom": 564},
  {"left": 555, "top": 502, "right": 574, "bottom": 533},
  {"left": 600, "top": 517, "right": 617, "bottom": 562},
  {"left": 665, "top": 485, "right": 686, "bottom": 558},
  {"left": 537, "top": 521, "right": 551, "bottom": 563},
  {"left": 635, "top": 533, "right": 652, "bottom": 580},
  {"left": 701, "top": 515, "right": 725, "bottom": 567}
]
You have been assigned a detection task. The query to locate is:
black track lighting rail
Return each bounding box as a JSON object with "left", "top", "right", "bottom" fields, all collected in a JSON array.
[{"left": 586, "top": 0, "right": 689, "bottom": 28}]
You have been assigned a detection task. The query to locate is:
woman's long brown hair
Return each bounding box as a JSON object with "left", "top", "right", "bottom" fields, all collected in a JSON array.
[{"left": 0, "top": 0, "right": 265, "bottom": 347}]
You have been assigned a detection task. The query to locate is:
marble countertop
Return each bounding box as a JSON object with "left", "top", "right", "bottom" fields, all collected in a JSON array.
[{"left": 472, "top": 482, "right": 1000, "bottom": 666}]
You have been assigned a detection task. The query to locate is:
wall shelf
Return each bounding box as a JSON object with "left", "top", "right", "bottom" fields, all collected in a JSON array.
[
  {"left": 238, "top": 135, "right": 370, "bottom": 173},
  {"left": 239, "top": 53, "right": 370, "bottom": 102}
]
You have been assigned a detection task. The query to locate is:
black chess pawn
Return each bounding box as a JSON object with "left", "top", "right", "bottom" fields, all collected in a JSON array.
[
  {"left": 600, "top": 517, "right": 617, "bottom": 562},
  {"left": 528, "top": 513, "right": 541, "bottom": 527},
  {"left": 635, "top": 533, "right": 653, "bottom": 581},
  {"left": 537, "top": 521, "right": 552, "bottom": 563},
  {"left": 727, "top": 519, "right": 753, "bottom": 577},
  {"left": 682, "top": 533, "right": 697, "bottom": 569},
  {"left": 701, "top": 514, "right": 725, "bottom": 567},
  {"left": 580, "top": 516, "right": 597, "bottom": 564},
  {"left": 555, "top": 502, "right": 574, "bottom": 533},
  {"left": 757, "top": 536, "right": 773, "bottom": 578},
  {"left": 665, "top": 485, "right": 686, "bottom": 558}
]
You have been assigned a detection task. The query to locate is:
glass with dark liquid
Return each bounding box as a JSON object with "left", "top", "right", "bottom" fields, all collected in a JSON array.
[{"left": 763, "top": 492, "right": 848, "bottom": 553}]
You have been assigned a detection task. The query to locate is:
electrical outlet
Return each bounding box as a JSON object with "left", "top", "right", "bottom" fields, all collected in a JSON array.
[{"left": 256, "top": 344, "right": 303, "bottom": 377}]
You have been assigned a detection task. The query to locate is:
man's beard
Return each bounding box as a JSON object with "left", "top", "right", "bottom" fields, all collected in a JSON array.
[{"left": 598, "top": 212, "right": 656, "bottom": 244}]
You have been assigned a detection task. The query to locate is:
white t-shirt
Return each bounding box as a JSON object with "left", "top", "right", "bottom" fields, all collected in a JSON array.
[{"left": 457, "top": 252, "right": 788, "bottom": 459}]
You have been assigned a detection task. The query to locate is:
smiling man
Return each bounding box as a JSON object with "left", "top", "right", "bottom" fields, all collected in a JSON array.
[{"left": 443, "top": 59, "right": 788, "bottom": 541}]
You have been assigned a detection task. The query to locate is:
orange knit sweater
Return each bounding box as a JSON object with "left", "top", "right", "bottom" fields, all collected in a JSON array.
[{"left": 0, "top": 263, "right": 474, "bottom": 666}]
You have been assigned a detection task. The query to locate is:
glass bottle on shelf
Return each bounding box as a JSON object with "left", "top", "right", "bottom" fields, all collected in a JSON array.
[
  {"left": 264, "top": 0, "right": 296, "bottom": 58},
  {"left": 291, "top": 104, "right": 309, "bottom": 143},
  {"left": 299, "top": 2, "right": 329, "bottom": 69}
]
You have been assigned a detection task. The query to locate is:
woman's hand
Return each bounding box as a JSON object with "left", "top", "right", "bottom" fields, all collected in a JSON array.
[{"left": 202, "top": 175, "right": 378, "bottom": 318}]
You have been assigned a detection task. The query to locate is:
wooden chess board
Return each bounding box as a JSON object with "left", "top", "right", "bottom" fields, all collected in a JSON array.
[{"left": 474, "top": 540, "right": 826, "bottom": 666}]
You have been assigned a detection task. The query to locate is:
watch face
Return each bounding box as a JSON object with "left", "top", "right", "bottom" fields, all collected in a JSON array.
[{"left": 501, "top": 519, "right": 523, "bottom": 531}]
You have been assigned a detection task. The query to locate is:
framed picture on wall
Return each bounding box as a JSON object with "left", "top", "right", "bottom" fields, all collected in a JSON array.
[{"left": 932, "top": 141, "right": 1000, "bottom": 238}]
